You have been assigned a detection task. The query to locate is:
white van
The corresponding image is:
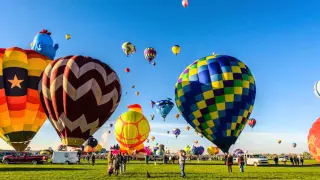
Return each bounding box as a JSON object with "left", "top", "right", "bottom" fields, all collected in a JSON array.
[
  {"left": 245, "top": 154, "right": 268, "bottom": 166},
  {"left": 51, "top": 151, "right": 79, "bottom": 164}
]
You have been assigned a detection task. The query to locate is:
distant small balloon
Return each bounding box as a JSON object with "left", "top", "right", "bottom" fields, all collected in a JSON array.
[{"left": 65, "top": 34, "right": 71, "bottom": 40}]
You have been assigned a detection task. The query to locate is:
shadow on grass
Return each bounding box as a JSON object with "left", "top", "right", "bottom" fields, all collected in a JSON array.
[{"left": 0, "top": 167, "right": 88, "bottom": 171}]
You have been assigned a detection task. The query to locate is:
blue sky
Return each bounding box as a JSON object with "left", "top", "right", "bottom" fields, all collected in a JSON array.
[{"left": 1, "top": 0, "right": 320, "bottom": 154}]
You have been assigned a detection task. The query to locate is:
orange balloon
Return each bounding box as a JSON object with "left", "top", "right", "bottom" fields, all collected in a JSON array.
[{"left": 308, "top": 118, "right": 320, "bottom": 162}]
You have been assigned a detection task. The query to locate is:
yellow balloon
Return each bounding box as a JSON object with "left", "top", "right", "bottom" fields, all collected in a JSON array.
[
  {"left": 65, "top": 34, "right": 71, "bottom": 40},
  {"left": 172, "top": 45, "right": 180, "bottom": 55},
  {"left": 115, "top": 105, "right": 150, "bottom": 149},
  {"left": 96, "top": 144, "right": 102, "bottom": 152},
  {"left": 207, "top": 146, "right": 219, "bottom": 155}
]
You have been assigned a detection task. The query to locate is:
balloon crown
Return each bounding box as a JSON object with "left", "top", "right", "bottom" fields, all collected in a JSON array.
[
  {"left": 127, "top": 104, "right": 142, "bottom": 109},
  {"left": 39, "top": 29, "right": 52, "bottom": 36}
]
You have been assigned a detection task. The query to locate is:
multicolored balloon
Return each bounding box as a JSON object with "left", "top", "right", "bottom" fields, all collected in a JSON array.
[
  {"left": 151, "top": 98, "right": 174, "bottom": 121},
  {"left": 175, "top": 54, "right": 256, "bottom": 153},
  {"left": 308, "top": 118, "right": 320, "bottom": 162},
  {"left": 233, "top": 149, "right": 244, "bottom": 157},
  {"left": 39, "top": 55, "right": 121, "bottom": 147},
  {"left": 278, "top": 140, "right": 282, "bottom": 144},
  {"left": 122, "top": 42, "right": 136, "bottom": 57},
  {"left": 207, "top": 146, "right": 219, "bottom": 155},
  {"left": 172, "top": 128, "right": 181, "bottom": 138},
  {"left": 176, "top": 114, "right": 180, "bottom": 119},
  {"left": 83, "top": 136, "right": 98, "bottom": 153},
  {"left": 186, "top": 126, "right": 190, "bottom": 131},
  {"left": 172, "top": 45, "right": 180, "bottom": 55},
  {"left": 65, "top": 34, "right": 71, "bottom": 40},
  {"left": 144, "top": 47, "right": 156, "bottom": 63},
  {"left": 150, "top": 114, "right": 155, "bottom": 120},
  {"left": 0, "top": 47, "right": 51, "bottom": 151},
  {"left": 184, "top": 145, "right": 191, "bottom": 155},
  {"left": 247, "top": 118, "right": 256, "bottom": 128}
]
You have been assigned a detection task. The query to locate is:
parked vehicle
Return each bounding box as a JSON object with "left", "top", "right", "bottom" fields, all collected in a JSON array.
[
  {"left": 2, "top": 153, "right": 47, "bottom": 164},
  {"left": 0, "top": 151, "right": 15, "bottom": 162},
  {"left": 245, "top": 154, "right": 269, "bottom": 166},
  {"left": 279, "top": 156, "right": 289, "bottom": 162},
  {"left": 51, "top": 151, "right": 79, "bottom": 164}
]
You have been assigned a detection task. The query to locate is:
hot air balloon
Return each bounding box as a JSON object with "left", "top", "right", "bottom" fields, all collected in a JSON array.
[
  {"left": 125, "top": 68, "right": 130, "bottom": 73},
  {"left": 308, "top": 118, "right": 320, "bottom": 162},
  {"left": 0, "top": 47, "right": 52, "bottom": 151},
  {"left": 132, "top": 85, "right": 135, "bottom": 89},
  {"left": 151, "top": 98, "right": 174, "bottom": 121},
  {"left": 184, "top": 145, "right": 191, "bottom": 155},
  {"left": 314, "top": 81, "right": 320, "bottom": 98},
  {"left": 194, "top": 140, "right": 198, "bottom": 144},
  {"left": 95, "top": 144, "right": 103, "bottom": 152},
  {"left": 207, "top": 146, "right": 219, "bottom": 155},
  {"left": 152, "top": 62, "right": 156, "bottom": 66},
  {"left": 167, "top": 131, "right": 170, "bottom": 134},
  {"left": 31, "top": 29, "right": 59, "bottom": 60},
  {"left": 110, "top": 124, "right": 113, "bottom": 128},
  {"left": 122, "top": 42, "right": 136, "bottom": 57},
  {"left": 176, "top": 114, "right": 180, "bottom": 119},
  {"left": 136, "top": 91, "right": 140, "bottom": 96},
  {"left": 108, "top": 130, "right": 111, "bottom": 134},
  {"left": 182, "top": 0, "right": 188, "bottom": 8},
  {"left": 292, "top": 142, "right": 297, "bottom": 148},
  {"left": 115, "top": 104, "right": 150, "bottom": 149},
  {"left": 200, "top": 135, "right": 204, "bottom": 138},
  {"left": 83, "top": 136, "right": 98, "bottom": 152},
  {"left": 151, "top": 136, "right": 155, "bottom": 141},
  {"left": 144, "top": 47, "right": 156, "bottom": 63},
  {"left": 278, "top": 140, "right": 282, "bottom": 144},
  {"left": 233, "top": 149, "right": 244, "bottom": 157},
  {"left": 40, "top": 149, "right": 53, "bottom": 155},
  {"left": 146, "top": 139, "right": 150, "bottom": 143},
  {"left": 172, "top": 128, "right": 181, "bottom": 138},
  {"left": 197, "top": 146, "right": 204, "bottom": 155},
  {"left": 150, "top": 114, "right": 155, "bottom": 120},
  {"left": 172, "top": 45, "right": 180, "bottom": 55},
  {"left": 65, "top": 34, "right": 71, "bottom": 40},
  {"left": 247, "top": 118, "right": 256, "bottom": 128},
  {"left": 175, "top": 54, "right": 256, "bottom": 153},
  {"left": 186, "top": 126, "right": 190, "bottom": 131},
  {"left": 39, "top": 55, "right": 121, "bottom": 147}
]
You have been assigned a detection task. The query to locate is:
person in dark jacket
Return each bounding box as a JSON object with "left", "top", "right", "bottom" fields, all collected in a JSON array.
[
  {"left": 227, "top": 154, "right": 233, "bottom": 173},
  {"left": 91, "top": 154, "right": 96, "bottom": 166},
  {"left": 290, "top": 156, "right": 294, "bottom": 165},
  {"left": 238, "top": 155, "right": 245, "bottom": 172},
  {"left": 273, "top": 155, "right": 279, "bottom": 165},
  {"left": 224, "top": 153, "right": 228, "bottom": 165}
]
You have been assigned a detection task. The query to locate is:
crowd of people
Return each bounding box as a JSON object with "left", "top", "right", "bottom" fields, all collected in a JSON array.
[
  {"left": 107, "top": 152, "right": 128, "bottom": 177},
  {"left": 273, "top": 155, "right": 304, "bottom": 165}
]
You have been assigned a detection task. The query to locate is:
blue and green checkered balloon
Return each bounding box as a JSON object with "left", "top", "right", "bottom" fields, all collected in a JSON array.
[{"left": 174, "top": 54, "right": 256, "bottom": 153}]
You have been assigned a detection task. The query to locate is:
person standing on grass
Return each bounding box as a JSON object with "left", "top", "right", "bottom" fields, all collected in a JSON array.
[
  {"left": 274, "top": 155, "right": 279, "bottom": 165},
  {"left": 118, "top": 153, "right": 124, "bottom": 174},
  {"left": 238, "top": 155, "right": 245, "bottom": 173},
  {"left": 300, "top": 156, "right": 304, "bottom": 165},
  {"left": 91, "top": 154, "right": 95, "bottom": 166},
  {"left": 172, "top": 155, "right": 175, "bottom": 164},
  {"left": 107, "top": 152, "right": 114, "bottom": 177},
  {"left": 122, "top": 153, "right": 127, "bottom": 174},
  {"left": 114, "top": 154, "right": 121, "bottom": 176},
  {"left": 227, "top": 154, "right": 233, "bottom": 173},
  {"left": 179, "top": 150, "right": 187, "bottom": 178},
  {"left": 86, "top": 154, "right": 91, "bottom": 165},
  {"left": 224, "top": 153, "right": 228, "bottom": 165},
  {"left": 290, "top": 156, "right": 294, "bottom": 165}
]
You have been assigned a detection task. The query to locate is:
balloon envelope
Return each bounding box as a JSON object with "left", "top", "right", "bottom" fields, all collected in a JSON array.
[
  {"left": 39, "top": 55, "right": 121, "bottom": 147},
  {"left": 175, "top": 54, "right": 256, "bottom": 153},
  {"left": 0, "top": 47, "right": 51, "bottom": 151},
  {"left": 308, "top": 118, "right": 320, "bottom": 162},
  {"left": 151, "top": 98, "right": 174, "bottom": 120}
]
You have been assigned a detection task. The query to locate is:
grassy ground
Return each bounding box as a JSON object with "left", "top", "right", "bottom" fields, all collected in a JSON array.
[{"left": 0, "top": 160, "right": 319, "bottom": 180}]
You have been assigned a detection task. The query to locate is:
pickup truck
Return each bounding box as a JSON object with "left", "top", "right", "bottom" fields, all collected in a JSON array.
[{"left": 2, "top": 153, "right": 47, "bottom": 164}]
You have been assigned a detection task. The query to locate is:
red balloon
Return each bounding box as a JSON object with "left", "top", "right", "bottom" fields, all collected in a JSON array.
[
  {"left": 125, "top": 68, "right": 130, "bottom": 73},
  {"left": 308, "top": 118, "right": 320, "bottom": 162},
  {"left": 247, "top": 118, "right": 256, "bottom": 128}
]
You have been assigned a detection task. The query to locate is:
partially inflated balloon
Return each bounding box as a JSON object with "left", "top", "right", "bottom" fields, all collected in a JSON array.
[
  {"left": 39, "top": 55, "right": 121, "bottom": 147},
  {"left": 0, "top": 47, "right": 51, "bottom": 151},
  {"left": 308, "top": 118, "right": 320, "bottom": 162},
  {"left": 175, "top": 54, "right": 256, "bottom": 153}
]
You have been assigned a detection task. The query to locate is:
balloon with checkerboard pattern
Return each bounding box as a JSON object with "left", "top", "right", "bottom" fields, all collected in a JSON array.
[{"left": 174, "top": 54, "right": 256, "bottom": 153}]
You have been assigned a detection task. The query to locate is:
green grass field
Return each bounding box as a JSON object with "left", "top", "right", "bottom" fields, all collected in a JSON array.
[{"left": 0, "top": 160, "right": 319, "bottom": 180}]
